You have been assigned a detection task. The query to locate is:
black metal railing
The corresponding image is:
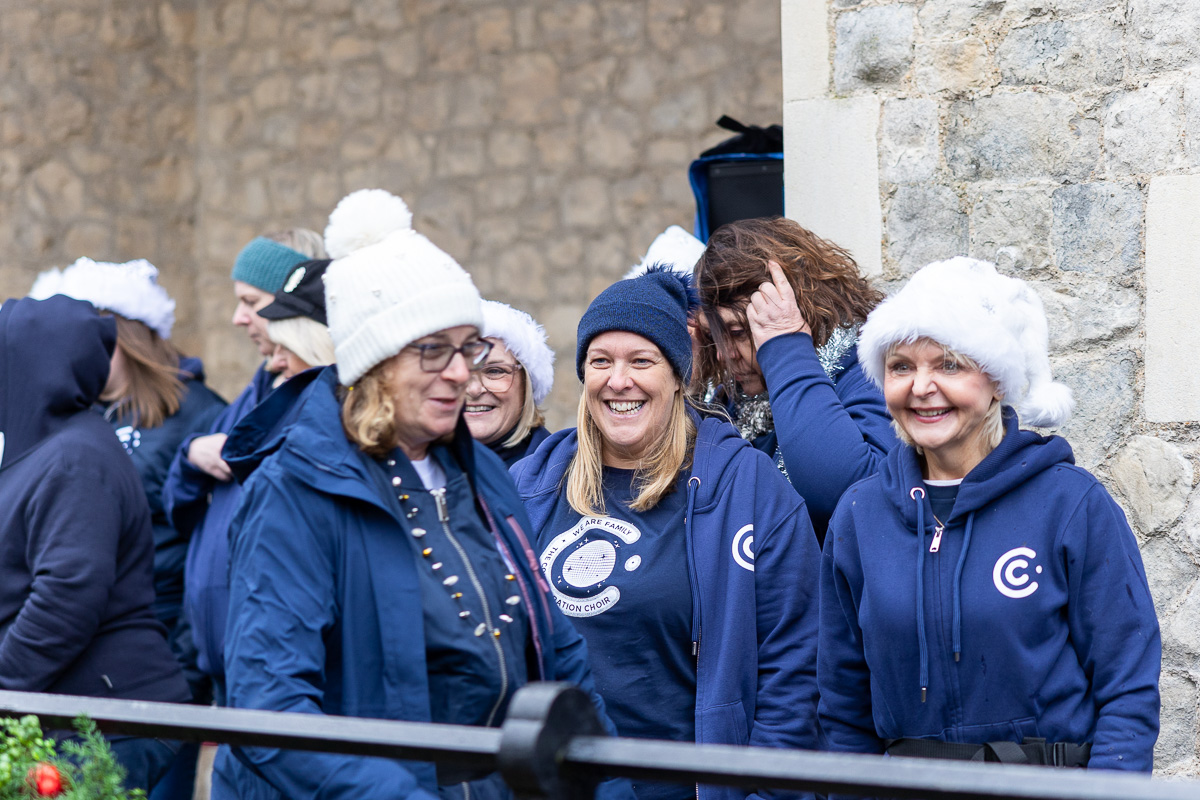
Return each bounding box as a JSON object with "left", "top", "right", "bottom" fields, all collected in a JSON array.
[{"left": 0, "top": 684, "right": 1194, "bottom": 800}]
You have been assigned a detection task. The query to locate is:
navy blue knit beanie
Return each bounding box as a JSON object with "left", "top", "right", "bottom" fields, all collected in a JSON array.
[{"left": 576, "top": 265, "right": 696, "bottom": 382}]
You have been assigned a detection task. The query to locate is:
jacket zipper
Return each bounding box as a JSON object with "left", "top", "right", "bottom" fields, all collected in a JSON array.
[{"left": 431, "top": 488, "right": 509, "bottom": 728}]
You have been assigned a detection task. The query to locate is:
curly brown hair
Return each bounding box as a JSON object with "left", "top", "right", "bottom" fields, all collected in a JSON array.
[{"left": 692, "top": 217, "right": 883, "bottom": 392}]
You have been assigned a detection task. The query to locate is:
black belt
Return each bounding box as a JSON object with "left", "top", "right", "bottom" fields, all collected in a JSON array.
[{"left": 885, "top": 737, "right": 1091, "bottom": 768}]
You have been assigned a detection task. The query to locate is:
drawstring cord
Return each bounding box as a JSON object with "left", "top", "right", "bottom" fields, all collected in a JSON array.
[
  {"left": 910, "top": 487, "right": 929, "bottom": 703},
  {"left": 951, "top": 512, "right": 976, "bottom": 662}
]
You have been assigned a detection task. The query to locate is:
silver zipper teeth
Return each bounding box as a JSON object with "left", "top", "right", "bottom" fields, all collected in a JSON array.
[{"left": 431, "top": 488, "right": 509, "bottom": 728}]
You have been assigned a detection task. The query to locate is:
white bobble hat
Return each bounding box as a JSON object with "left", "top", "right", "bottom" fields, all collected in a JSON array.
[
  {"left": 858, "top": 256, "right": 1074, "bottom": 428},
  {"left": 623, "top": 225, "right": 707, "bottom": 279},
  {"left": 29, "top": 257, "right": 176, "bottom": 339},
  {"left": 322, "top": 189, "right": 483, "bottom": 386},
  {"left": 480, "top": 300, "right": 555, "bottom": 406}
]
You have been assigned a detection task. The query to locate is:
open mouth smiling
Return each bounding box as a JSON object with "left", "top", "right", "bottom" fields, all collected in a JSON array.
[{"left": 605, "top": 400, "right": 645, "bottom": 416}]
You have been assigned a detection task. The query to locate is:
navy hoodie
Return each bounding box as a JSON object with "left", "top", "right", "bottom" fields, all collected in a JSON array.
[
  {"left": 0, "top": 295, "right": 188, "bottom": 702},
  {"left": 757, "top": 332, "right": 897, "bottom": 541},
  {"left": 819, "top": 411, "right": 1160, "bottom": 770},
  {"left": 513, "top": 416, "right": 822, "bottom": 800},
  {"left": 104, "top": 356, "right": 226, "bottom": 621}
]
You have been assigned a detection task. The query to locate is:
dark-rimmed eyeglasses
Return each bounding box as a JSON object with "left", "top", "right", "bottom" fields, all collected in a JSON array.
[
  {"left": 405, "top": 339, "right": 494, "bottom": 373},
  {"left": 470, "top": 363, "right": 524, "bottom": 392}
]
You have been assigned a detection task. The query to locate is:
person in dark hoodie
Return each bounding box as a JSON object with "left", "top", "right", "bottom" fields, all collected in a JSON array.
[
  {"left": 692, "top": 217, "right": 897, "bottom": 544},
  {"left": 463, "top": 300, "right": 554, "bottom": 466},
  {"left": 0, "top": 294, "right": 190, "bottom": 791},
  {"left": 511, "top": 267, "right": 822, "bottom": 800},
  {"left": 211, "top": 189, "right": 632, "bottom": 800},
  {"left": 820, "top": 257, "right": 1160, "bottom": 770},
  {"left": 162, "top": 228, "right": 324, "bottom": 705}
]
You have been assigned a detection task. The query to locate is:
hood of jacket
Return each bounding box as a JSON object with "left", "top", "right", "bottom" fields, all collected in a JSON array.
[
  {"left": 0, "top": 295, "right": 116, "bottom": 470},
  {"left": 878, "top": 409, "right": 1075, "bottom": 532}
]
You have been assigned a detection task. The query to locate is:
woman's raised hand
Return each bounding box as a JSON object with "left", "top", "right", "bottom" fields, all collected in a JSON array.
[{"left": 746, "top": 260, "right": 812, "bottom": 349}]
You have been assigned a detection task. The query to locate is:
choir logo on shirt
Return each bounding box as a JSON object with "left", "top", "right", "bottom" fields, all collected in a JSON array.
[
  {"left": 992, "top": 546, "right": 1041, "bottom": 599},
  {"left": 539, "top": 517, "right": 642, "bottom": 618},
  {"left": 115, "top": 425, "right": 142, "bottom": 455},
  {"left": 732, "top": 524, "right": 755, "bottom": 572}
]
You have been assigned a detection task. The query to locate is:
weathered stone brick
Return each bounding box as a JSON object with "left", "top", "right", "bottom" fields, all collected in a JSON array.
[
  {"left": 1129, "top": 0, "right": 1200, "bottom": 72},
  {"left": 886, "top": 185, "right": 968, "bottom": 275},
  {"left": 970, "top": 187, "right": 1053, "bottom": 273},
  {"left": 944, "top": 93, "right": 1100, "bottom": 181},
  {"left": 561, "top": 176, "right": 613, "bottom": 229},
  {"left": 833, "top": 4, "right": 914, "bottom": 93},
  {"left": 998, "top": 17, "right": 1124, "bottom": 90},
  {"left": 880, "top": 98, "right": 939, "bottom": 183},
  {"left": 1110, "top": 436, "right": 1194, "bottom": 534},
  {"left": 1051, "top": 182, "right": 1143, "bottom": 275},
  {"left": 1155, "top": 671, "right": 1199, "bottom": 768},
  {"left": 913, "top": 36, "right": 991, "bottom": 95},
  {"left": 1052, "top": 348, "right": 1136, "bottom": 469},
  {"left": 1104, "top": 82, "right": 1186, "bottom": 175},
  {"left": 917, "top": 0, "right": 1005, "bottom": 39},
  {"left": 1036, "top": 277, "right": 1139, "bottom": 350}
]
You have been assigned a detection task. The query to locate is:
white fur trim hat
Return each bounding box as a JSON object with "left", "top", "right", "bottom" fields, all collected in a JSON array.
[
  {"left": 480, "top": 300, "right": 555, "bottom": 406},
  {"left": 323, "top": 189, "right": 483, "bottom": 386},
  {"left": 29, "top": 257, "right": 176, "bottom": 339},
  {"left": 623, "top": 225, "right": 706, "bottom": 279},
  {"left": 858, "top": 256, "right": 1074, "bottom": 427}
]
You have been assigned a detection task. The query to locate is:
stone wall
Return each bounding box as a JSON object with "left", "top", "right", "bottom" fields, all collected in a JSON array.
[
  {"left": 0, "top": 0, "right": 199, "bottom": 331},
  {"left": 0, "top": 0, "right": 781, "bottom": 425},
  {"left": 191, "top": 0, "right": 782, "bottom": 418},
  {"left": 784, "top": 0, "right": 1200, "bottom": 774}
]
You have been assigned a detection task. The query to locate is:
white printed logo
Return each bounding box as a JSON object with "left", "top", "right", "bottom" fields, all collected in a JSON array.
[
  {"left": 732, "top": 524, "right": 755, "bottom": 572},
  {"left": 539, "top": 517, "right": 642, "bottom": 618},
  {"left": 992, "top": 546, "right": 1042, "bottom": 599},
  {"left": 115, "top": 426, "right": 141, "bottom": 455}
]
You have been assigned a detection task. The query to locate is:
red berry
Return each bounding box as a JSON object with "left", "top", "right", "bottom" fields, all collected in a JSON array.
[{"left": 27, "top": 762, "right": 62, "bottom": 796}]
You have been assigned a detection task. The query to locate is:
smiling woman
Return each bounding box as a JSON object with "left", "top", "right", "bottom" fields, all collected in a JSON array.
[
  {"left": 819, "top": 257, "right": 1161, "bottom": 773},
  {"left": 511, "top": 266, "right": 823, "bottom": 800}
]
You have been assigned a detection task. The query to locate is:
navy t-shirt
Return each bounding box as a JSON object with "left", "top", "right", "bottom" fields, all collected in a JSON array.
[{"left": 537, "top": 468, "right": 696, "bottom": 800}]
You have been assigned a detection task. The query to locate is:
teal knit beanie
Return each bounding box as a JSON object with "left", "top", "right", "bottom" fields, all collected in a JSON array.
[{"left": 231, "top": 237, "right": 311, "bottom": 294}]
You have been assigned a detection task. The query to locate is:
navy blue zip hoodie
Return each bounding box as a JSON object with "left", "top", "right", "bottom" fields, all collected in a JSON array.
[
  {"left": 513, "top": 415, "right": 821, "bottom": 800},
  {"left": 819, "top": 411, "right": 1160, "bottom": 770},
  {"left": 0, "top": 295, "right": 188, "bottom": 702}
]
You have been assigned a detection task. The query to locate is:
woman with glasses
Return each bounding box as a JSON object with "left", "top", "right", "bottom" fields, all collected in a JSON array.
[
  {"left": 213, "top": 190, "right": 631, "bottom": 800},
  {"left": 464, "top": 300, "right": 554, "bottom": 466}
]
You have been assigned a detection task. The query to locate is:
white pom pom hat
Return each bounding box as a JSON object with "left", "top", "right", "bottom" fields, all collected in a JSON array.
[
  {"left": 322, "top": 189, "right": 483, "bottom": 386},
  {"left": 858, "top": 257, "right": 1074, "bottom": 428},
  {"left": 480, "top": 300, "right": 555, "bottom": 405},
  {"left": 624, "top": 225, "right": 707, "bottom": 279},
  {"left": 29, "top": 257, "right": 176, "bottom": 339}
]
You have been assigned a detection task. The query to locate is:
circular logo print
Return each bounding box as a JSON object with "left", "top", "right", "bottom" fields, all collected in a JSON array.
[{"left": 992, "top": 546, "right": 1041, "bottom": 599}]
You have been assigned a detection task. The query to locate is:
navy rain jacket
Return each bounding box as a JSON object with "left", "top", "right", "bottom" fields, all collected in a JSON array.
[
  {"left": 163, "top": 361, "right": 275, "bottom": 683},
  {"left": 210, "top": 367, "right": 632, "bottom": 800},
  {"left": 820, "top": 411, "right": 1161, "bottom": 770},
  {"left": 513, "top": 415, "right": 822, "bottom": 800},
  {"left": 0, "top": 295, "right": 188, "bottom": 702}
]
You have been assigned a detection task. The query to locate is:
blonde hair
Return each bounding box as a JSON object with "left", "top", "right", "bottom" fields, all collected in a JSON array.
[
  {"left": 885, "top": 339, "right": 1006, "bottom": 455},
  {"left": 106, "top": 314, "right": 184, "bottom": 429},
  {"left": 267, "top": 317, "right": 335, "bottom": 370},
  {"left": 264, "top": 228, "right": 327, "bottom": 259},
  {"left": 502, "top": 368, "right": 546, "bottom": 449},
  {"left": 565, "top": 385, "right": 696, "bottom": 516},
  {"left": 339, "top": 360, "right": 401, "bottom": 458}
]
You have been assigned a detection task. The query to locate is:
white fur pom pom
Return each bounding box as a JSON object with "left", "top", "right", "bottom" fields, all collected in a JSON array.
[
  {"left": 324, "top": 189, "right": 414, "bottom": 260},
  {"left": 1017, "top": 380, "right": 1075, "bottom": 428}
]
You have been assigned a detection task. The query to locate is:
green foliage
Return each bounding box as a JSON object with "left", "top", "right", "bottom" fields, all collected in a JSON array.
[{"left": 0, "top": 714, "right": 146, "bottom": 799}]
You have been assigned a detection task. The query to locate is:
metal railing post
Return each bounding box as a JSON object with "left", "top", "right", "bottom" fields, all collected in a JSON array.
[{"left": 498, "top": 683, "right": 605, "bottom": 800}]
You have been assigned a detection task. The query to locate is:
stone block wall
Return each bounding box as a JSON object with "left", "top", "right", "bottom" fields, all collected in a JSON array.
[
  {"left": 0, "top": 0, "right": 199, "bottom": 332},
  {"left": 0, "top": 0, "right": 781, "bottom": 425},
  {"left": 784, "top": 0, "right": 1200, "bottom": 774},
  {"left": 190, "top": 0, "right": 782, "bottom": 418}
]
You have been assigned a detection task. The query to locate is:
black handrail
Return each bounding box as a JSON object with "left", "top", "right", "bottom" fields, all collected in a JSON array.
[{"left": 0, "top": 684, "right": 1192, "bottom": 800}]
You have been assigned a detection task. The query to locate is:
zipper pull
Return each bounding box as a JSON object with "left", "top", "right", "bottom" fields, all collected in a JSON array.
[
  {"left": 929, "top": 524, "right": 944, "bottom": 553},
  {"left": 431, "top": 488, "right": 449, "bottom": 523}
]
